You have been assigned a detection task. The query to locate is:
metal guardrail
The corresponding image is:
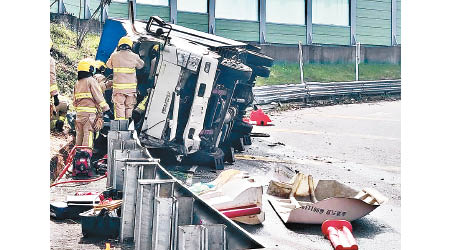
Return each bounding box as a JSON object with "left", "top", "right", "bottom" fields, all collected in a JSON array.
[{"left": 253, "top": 79, "right": 401, "bottom": 104}]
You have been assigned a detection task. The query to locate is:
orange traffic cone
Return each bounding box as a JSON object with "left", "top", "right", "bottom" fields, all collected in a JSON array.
[{"left": 322, "top": 220, "right": 358, "bottom": 250}]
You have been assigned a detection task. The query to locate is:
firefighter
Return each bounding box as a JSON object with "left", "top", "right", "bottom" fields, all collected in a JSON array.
[
  {"left": 73, "top": 58, "right": 113, "bottom": 156},
  {"left": 50, "top": 95, "right": 70, "bottom": 132},
  {"left": 50, "top": 40, "right": 60, "bottom": 121},
  {"left": 106, "top": 36, "right": 144, "bottom": 120},
  {"left": 93, "top": 60, "right": 113, "bottom": 93}
]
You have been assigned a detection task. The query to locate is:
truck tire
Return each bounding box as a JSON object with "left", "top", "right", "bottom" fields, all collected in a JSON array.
[
  {"left": 219, "top": 59, "right": 252, "bottom": 82},
  {"left": 246, "top": 50, "right": 274, "bottom": 67},
  {"left": 251, "top": 65, "right": 271, "bottom": 78},
  {"left": 183, "top": 148, "right": 225, "bottom": 170}
]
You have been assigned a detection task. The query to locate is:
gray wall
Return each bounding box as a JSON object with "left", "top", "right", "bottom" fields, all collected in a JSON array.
[{"left": 259, "top": 44, "right": 401, "bottom": 64}]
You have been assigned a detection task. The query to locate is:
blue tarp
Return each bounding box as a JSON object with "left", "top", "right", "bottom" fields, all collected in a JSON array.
[{"left": 95, "top": 19, "right": 127, "bottom": 63}]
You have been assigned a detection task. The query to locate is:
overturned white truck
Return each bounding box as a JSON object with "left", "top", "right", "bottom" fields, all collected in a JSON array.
[{"left": 95, "top": 11, "right": 273, "bottom": 169}]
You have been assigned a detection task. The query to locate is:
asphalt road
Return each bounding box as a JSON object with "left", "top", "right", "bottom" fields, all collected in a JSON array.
[
  {"left": 216, "top": 100, "right": 401, "bottom": 250},
  {"left": 50, "top": 100, "right": 400, "bottom": 250}
]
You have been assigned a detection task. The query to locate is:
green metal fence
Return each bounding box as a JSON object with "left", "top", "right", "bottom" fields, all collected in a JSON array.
[{"left": 50, "top": 0, "right": 401, "bottom": 46}]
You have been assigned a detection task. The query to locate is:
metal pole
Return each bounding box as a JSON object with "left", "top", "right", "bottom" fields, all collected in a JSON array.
[
  {"left": 391, "top": 0, "right": 397, "bottom": 46},
  {"left": 306, "top": 0, "right": 312, "bottom": 44},
  {"left": 208, "top": 0, "right": 216, "bottom": 34},
  {"left": 83, "top": 0, "right": 90, "bottom": 19},
  {"left": 129, "top": 0, "right": 137, "bottom": 21},
  {"left": 350, "top": 0, "right": 356, "bottom": 45},
  {"left": 102, "top": 2, "right": 108, "bottom": 23},
  {"left": 57, "top": 0, "right": 64, "bottom": 14},
  {"left": 355, "top": 42, "right": 360, "bottom": 81},
  {"left": 259, "top": 0, "right": 266, "bottom": 44},
  {"left": 298, "top": 41, "right": 304, "bottom": 85},
  {"left": 169, "top": 0, "right": 177, "bottom": 23}
]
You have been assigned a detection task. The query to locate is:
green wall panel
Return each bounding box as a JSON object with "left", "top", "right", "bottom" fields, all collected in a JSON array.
[
  {"left": 356, "top": 0, "right": 392, "bottom": 46},
  {"left": 63, "top": 0, "right": 85, "bottom": 17},
  {"left": 136, "top": 4, "right": 170, "bottom": 22},
  {"left": 312, "top": 24, "right": 350, "bottom": 45},
  {"left": 215, "top": 19, "right": 259, "bottom": 42},
  {"left": 266, "top": 23, "right": 306, "bottom": 44},
  {"left": 50, "top": 0, "right": 58, "bottom": 13},
  {"left": 88, "top": 0, "right": 101, "bottom": 20},
  {"left": 108, "top": 1, "right": 128, "bottom": 19},
  {"left": 396, "top": 0, "right": 401, "bottom": 44},
  {"left": 177, "top": 12, "right": 208, "bottom": 33}
]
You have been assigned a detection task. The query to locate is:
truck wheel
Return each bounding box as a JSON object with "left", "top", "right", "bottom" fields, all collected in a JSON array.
[
  {"left": 246, "top": 50, "right": 274, "bottom": 67},
  {"left": 219, "top": 59, "right": 252, "bottom": 82},
  {"left": 251, "top": 65, "right": 271, "bottom": 78},
  {"left": 232, "top": 120, "right": 253, "bottom": 135}
]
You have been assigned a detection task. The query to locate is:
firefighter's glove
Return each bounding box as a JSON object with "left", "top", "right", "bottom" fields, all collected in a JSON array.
[
  {"left": 103, "top": 110, "right": 114, "bottom": 122},
  {"left": 53, "top": 94, "right": 60, "bottom": 106}
]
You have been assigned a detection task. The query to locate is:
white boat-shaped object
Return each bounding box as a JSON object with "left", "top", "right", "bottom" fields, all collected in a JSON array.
[{"left": 267, "top": 178, "right": 388, "bottom": 224}]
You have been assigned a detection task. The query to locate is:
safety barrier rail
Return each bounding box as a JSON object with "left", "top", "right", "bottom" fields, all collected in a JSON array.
[{"left": 253, "top": 79, "right": 401, "bottom": 104}]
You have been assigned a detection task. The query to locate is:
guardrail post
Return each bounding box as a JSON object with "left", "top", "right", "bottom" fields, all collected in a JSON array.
[
  {"left": 169, "top": 0, "right": 177, "bottom": 24},
  {"left": 298, "top": 41, "right": 304, "bottom": 85},
  {"left": 259, "top": 0, "right": 266, "bottom": 44},
  {"left": 208, "top": 0, "right": 216, "bottom": 34},
  {"left": 355, "top": 42, "right": 360, "bottom": 81},
  {"left": 306, "top": 0, "right": 313, "bottom": 44}
]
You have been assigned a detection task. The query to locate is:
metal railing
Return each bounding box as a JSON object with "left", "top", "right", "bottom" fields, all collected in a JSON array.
[{"left": 253, "top": 79, "right": 401, "bottom": 104}]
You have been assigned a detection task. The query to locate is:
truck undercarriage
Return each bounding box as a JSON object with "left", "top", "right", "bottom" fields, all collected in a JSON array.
[{"left": 95, "top": 8, "right": 273, "bottom": 169}]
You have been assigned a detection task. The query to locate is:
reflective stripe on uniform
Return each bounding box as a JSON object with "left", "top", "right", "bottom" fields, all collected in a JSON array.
[
  {"left": 88, "top": 132, "right": 93, "bottom": 148},
  {"left": 113, "top": 67, "right": 136, "bottom": 73},
  {"left": 75, "top": 92, "right": 93, "bottom": 99},
  {"left": 75, "top": 106, "right": 97, "bottom": 113},
  {"left": 58, "top": 116, "right": 66, "bottom": 121},
  {"left": 113, "top": 83, "right": 137, "bottom": 89},
  {"left": 99, "top": 101, "right": 108, "bottom": 108},
  {"left": 50, "top": 84, "right": 58, "bottom": 92},
  {"left": 137, "top": 95, "right": 149, "bottom": 111},
  {"left": 115, "top": 117, "right": 127, "bottom": 120}
]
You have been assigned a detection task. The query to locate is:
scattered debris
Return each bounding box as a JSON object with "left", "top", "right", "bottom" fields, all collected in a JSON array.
[
  {"left": 191, "top": 169, "right": 265, "bottom": 225},
  {"left": 249, "top": 132, "right": 271, "bottom": 137},
  {"left": 268, "top": 142, "right": 285, "bottom": 147},
  {"left": 267, "top": 172, "right": 388, "bottom": 224},
  {"left": 235, "top": 154, "right": 293, "bottom": 164},
  {"left": 322, "top": 220, "right": 358, "bottom": 250}
]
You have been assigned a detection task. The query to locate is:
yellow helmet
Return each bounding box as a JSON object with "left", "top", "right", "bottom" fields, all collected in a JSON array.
[
  {"left": 94, "top": 60, "right": 106, "bottom": 69},
  {"left": 118, "top": 36, "right": 133, "bottom": 48},
  {"left": 77, "top": 58, "right": 95, "bottom": 72}
]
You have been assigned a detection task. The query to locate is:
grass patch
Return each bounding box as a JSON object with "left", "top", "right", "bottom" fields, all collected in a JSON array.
[
  {"left": 50, "top": 22, "right": 100, "bottom": 95},
  {"left": 255, "top": 63, "right": 401, "bottom": 86}
]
